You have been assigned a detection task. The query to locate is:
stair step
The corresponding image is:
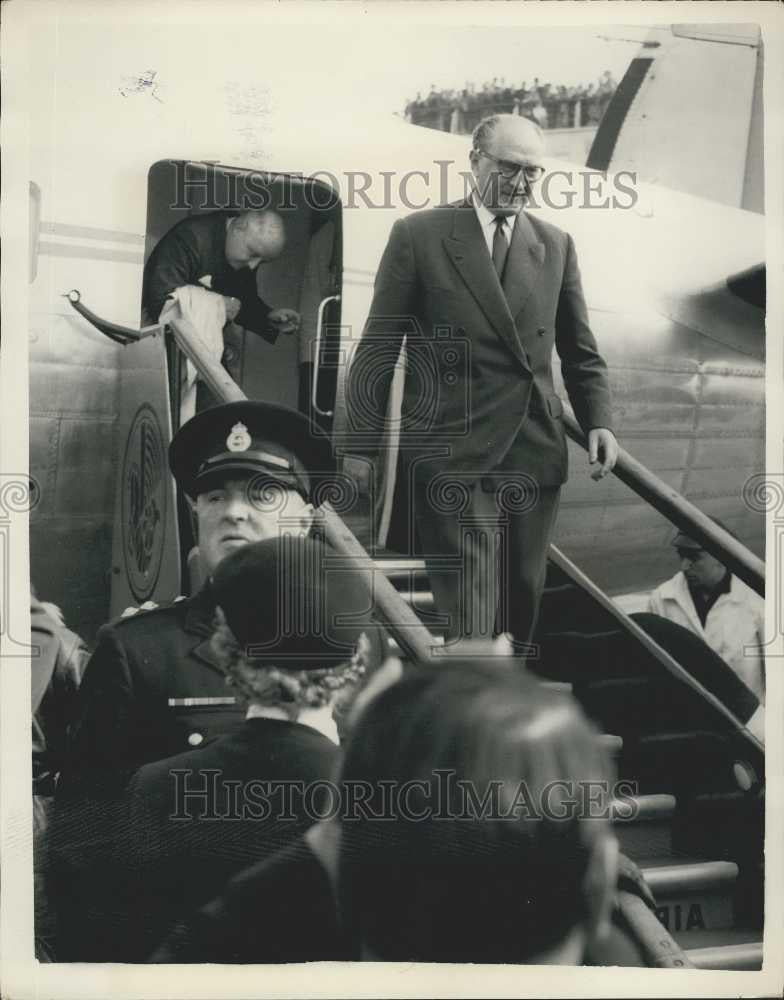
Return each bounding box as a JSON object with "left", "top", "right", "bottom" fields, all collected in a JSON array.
[
  {"left": 612, "top": 794, "right": 676, "bottom": 860},
  {"left": 623, "top": 731, "right": 733, "bottom": 794},
  {"left": 642, "top": 859, "right": 738, "bottom": 895},
  {"left": 601, "top": 734, "right": 623, "bottom": 756},
  {"left": 686, "top": 941, "right": 763, "bottom": 971},
  {"left": 639, "top": 860, "right": 738, "bottom": 934},
  {"left": 672, "top": 789, "right": 765, "bottom": 864},
  {"left": 581, "top": 676, "right": 721, "bottom": 736},
  {"left": 679, "top": 927, "right": 762, "bottom": 970},
  {"left": 540, "top": 681, "right": 573, "bottom": 696},
  {"left": 377, "top": 560, "right": 594, "bottom": 593},
  {"left": 376, "top": 558, "right": 427, "bottom": 583},
  {"left": 386, "top": 634, "right": 444, "bottom": 658},
  {"left": 387, "top": 590, "right": 448, "bottom": 635},
  {"left": 397, "top": 590, "right": 436, "bottom": 611}
]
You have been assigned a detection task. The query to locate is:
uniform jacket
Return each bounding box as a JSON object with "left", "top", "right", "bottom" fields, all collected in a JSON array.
[
  {"left": 53, "top": 718, "right": 339, "bottom": 962},
  {"left": 62, "top": 581, "right": 390, "bottom": 790},
  {"left": 646, "top": 571, "right": 765, "bottom": 702},
  {"left": 347, "top": 200, "right": 613, "bottom": 487},
  {"left": 63, "top": 584, "right": 245, "bottom": 790},
  {"left": 142, "top": 211, "right": 277, "bottom": 340}
]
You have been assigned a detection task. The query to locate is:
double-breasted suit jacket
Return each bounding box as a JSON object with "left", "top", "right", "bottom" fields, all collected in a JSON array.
[
  {"left": 347, "top": 199, "right": 614, "bottom": 641},
  {"left": 349, "top": 198, "right": 613, "bottom": 486}
]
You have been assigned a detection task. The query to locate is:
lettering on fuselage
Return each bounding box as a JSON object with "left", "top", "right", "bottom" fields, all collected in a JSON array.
[{"left": 655, "top": 902, "right": 706, "bottom": 932}]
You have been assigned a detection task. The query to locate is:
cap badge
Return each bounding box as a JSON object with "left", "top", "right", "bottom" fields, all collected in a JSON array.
[{"left": 226, "top": 422, "right": 252, "bottom": 452}]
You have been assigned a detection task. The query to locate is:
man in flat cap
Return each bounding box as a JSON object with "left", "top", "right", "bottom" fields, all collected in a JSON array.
[
  {"left": 61, "top": 401, "right": 383, "bottom": 791},
  {"left": 646, "top": 526, "right": 765, "bottom": 703}
]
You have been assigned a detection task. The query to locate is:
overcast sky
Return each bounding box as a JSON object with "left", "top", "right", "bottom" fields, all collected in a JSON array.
[
  {"left": 248, "top": 24, "right": 638, "bottom": 116},
  {"left": 119, "top": 20, "right": 640, "bottom": 121},
  {"left": 317, "top": 25, "right": 638, "bottom": 114}
]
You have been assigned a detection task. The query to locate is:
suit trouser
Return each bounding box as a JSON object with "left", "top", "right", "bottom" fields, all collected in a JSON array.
[{"left": 413, "top": 475, "right": 560, "bottom": 650}]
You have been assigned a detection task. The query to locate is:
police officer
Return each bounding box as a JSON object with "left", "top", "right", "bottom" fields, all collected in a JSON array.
[{"left": 61, "top": 400, "right": 350, "bottom": 790}]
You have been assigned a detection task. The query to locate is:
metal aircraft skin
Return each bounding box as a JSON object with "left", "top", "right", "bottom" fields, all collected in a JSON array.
[
  {"left": 587, "top": 23, "right": 764, "bottom": 213},
  {"left": 23, "top": 21, "right": 764, "bottom": 640}
]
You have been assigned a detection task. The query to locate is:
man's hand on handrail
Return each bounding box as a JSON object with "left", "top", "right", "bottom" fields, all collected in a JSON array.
[{"left": 588, "top": 427, "right": 618, "bottom": 481}]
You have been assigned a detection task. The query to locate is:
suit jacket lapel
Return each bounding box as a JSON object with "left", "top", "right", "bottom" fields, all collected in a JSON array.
[
  {"left": 503, "top": 210, "right": 546, "bottom": 322},
  {"left": 443, "top": 202, "right": 530, "bottom": 371},
  {"left": 183, "top": 584, "right": 228, "bottom": 676}
]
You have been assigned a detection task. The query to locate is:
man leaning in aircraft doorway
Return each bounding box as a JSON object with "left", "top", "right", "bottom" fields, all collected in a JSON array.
[
  {"left": 142, "top": 209, "right": 301, "bottom": 422},
  {"left": 347, "top": 114, "right": 618, "bottom": 650}
]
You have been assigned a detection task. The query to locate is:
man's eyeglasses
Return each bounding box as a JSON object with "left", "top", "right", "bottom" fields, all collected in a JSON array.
[{"left": 475, "top": 150, "right": 545, "bottom": 182}]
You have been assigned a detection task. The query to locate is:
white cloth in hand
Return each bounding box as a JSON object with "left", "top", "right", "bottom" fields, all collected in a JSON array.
[{"left": 160, "top": 285, "right": 227, "bottom": 423}]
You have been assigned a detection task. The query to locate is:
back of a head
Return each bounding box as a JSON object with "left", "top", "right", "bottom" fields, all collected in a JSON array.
[{"left": 337, "top": 662, "right": 615, "bottom": 963}]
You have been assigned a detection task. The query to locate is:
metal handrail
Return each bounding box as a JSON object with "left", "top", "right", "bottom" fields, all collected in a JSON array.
[
  {"left": 562, "top": 412, "right": 765, "bottom": 597},
  {"left": 63, "top": 290, "right": 161, "bottom": 346},
  {"left": 616, "top": 891, "right": 694, "bottom": 969},
  {"left": 311, "top": 294, "right": 340, "bottom": 418},
  {"left": 164, "top": 312, "right": 437, "bottom": 663},
  {"left": 65, "top": 288, "right": 439, "bottom": 661}
]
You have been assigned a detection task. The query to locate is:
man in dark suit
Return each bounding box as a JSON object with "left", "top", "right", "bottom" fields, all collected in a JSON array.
[
  {"left": 142, "top": 209, "right": 299, "bottom": 340},
  {"left": 60, "top": 401, "right": 341, "bottom": 792},
  {"left": 346, "top": 114, "right": 617, "bottom": 647}
]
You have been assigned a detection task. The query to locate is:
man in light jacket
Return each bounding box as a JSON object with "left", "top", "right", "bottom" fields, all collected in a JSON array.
[{"left": 646, "top": 530, "right": 765, "bottom": 703}]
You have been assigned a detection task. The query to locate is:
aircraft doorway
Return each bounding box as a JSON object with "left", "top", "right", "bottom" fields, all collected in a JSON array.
[
  {"left": 144, "top": 160, "right": 343, "bottom": 433},
  {"left": 143, "top": 160, "right": 343, "bottom": 594}
]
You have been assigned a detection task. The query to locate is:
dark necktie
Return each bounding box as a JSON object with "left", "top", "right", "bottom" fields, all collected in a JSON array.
[{"left": 492, "top": 215, "right": 509, "bottom": 280}]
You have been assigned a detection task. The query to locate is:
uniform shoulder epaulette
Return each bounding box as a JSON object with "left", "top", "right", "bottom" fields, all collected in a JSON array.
[{"left": 109, "top": 597, "right": 189, "bottom": 629}]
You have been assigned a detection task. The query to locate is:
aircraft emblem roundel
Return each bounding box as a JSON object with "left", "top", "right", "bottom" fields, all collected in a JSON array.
[{"left": 121, "top": 404, "right": 167, "bottom": 601}]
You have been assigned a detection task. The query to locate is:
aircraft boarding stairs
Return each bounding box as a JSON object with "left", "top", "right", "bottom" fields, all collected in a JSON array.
[
  {"left": 68, "top": 296, "right": 767, "bottom": 972},
  {"left": 375, "top": 545, "right": 764, "bottom": 970}
]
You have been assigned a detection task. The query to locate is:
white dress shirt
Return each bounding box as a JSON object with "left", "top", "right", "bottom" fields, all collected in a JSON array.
[{"left": 472, "top": 195, "right": 518, "bottom": 258}]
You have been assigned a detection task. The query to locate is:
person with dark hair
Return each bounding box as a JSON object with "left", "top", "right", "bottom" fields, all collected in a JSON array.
[
  {"left": 52, "top": 536, "right": 385, "bottom": 962},
  {"left": 336, "top": 663, "right": 618, "bottom": 963},
  {"left": 646, "top": 527, "right": 765, "bottom": 703},
  {"left": 154, "top": 661, "right": 655, "bottom": 965}
]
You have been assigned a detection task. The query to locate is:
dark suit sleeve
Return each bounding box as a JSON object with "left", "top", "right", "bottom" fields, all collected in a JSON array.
[
  {"left": 61, "top": 625, "right": 137, "bottom": 791},
  {"left": 555, "top": 233, "right": 614, "bottom": 433},
  {"left": 233, "top": 273, "right": 278, "bottom": 344},
  {"left": 143, "top": 228, "right": 203, "bottom": 322},
  {"left": 345, "top": 218, "right": 418, "bottom": 449}
]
